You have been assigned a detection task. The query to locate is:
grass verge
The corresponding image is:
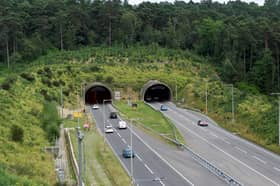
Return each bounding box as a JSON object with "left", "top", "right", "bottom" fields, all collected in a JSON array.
[
  {"left": 114, "top": 101, "right": 185, "bottom": 145},
  {"left": 66, "top": 113, "right": 130, "bottom": 186}
]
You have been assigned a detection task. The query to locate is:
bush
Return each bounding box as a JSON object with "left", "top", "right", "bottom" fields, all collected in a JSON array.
[
  {"left": 1, "top": 76, "right": 17, "bottom": 90},
  {"left": 10, "top": 125, "right": 24, "bottom": 142},
  {"left": 20, "top": 72, "right": 35, "bottom": 82},
  {"left": 95, "top": 74, "right": 103, "bottom": 82},
  {"left": 40, "top": 101, "right": 60, "bottom": 143},
  {"left": 52, "top": 80, "right": 60, "bottom": 87},
  {"left": 41, "top": 77, "right": 52, "bottom": 87},
  {"left": 105, "top": 76, "right": 114, "bottom": 84}
]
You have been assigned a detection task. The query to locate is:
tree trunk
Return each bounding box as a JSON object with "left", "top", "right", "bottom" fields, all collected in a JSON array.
[
  {"left": 243, "top": 49, "right": 246, "bottom": 79},
  {"left": 6, "top": 38, "right": 9, "bottom": 68},
  {"left": 264, "top": 33, "right": 269, "bottom": 49},
  {"left": 60, "top": 23, "right": 64, "bottom": 50},
  {"left": 108, "top": 18, "right": 112, "bottom": 47},
  {"left": 276, "top": 44, "right": 280, "bottom": 89},
  {"left": 249, "top": 45, "right": 253, "bottom": 70},
  {"left": 13, "top": 38, "right": 16, "bottom": 54}
]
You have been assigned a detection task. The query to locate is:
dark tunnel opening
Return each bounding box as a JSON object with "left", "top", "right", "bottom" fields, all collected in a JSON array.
[
  {"left": 85, "top": 86, "right": 112, "bottom": 105},
  {"left": 144, "top": 84, "right": 171, "bottom": 102}
]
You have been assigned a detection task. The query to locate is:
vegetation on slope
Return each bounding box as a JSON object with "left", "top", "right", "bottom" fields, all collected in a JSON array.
[
  {"left": 115, "top": 101, "right": 185, "bottom": 145},
  {"left": 1, "top": 0, "right": 280, "bottom": 95},
  {"left": 0, "top": 46, "right": 279, "bottom": 185}
]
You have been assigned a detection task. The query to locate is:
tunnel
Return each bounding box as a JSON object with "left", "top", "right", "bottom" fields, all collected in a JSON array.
[
  {"left": 85, "top": 83, "right": 112, "bottom": 105},
  {"left": 141, "top": 80, "right": 172, "bottom": 102}
]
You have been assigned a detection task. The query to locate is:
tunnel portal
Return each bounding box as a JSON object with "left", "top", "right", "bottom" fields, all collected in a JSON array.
[
  {"left": 85, "top": 84, "right": 112, "bottom": 105},
  {"left": 142, "top": 81, "right": 172, "bottom": 102}
]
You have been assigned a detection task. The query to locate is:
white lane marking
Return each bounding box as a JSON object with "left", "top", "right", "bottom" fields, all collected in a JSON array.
[
  {"left": 144, "top": 163, "right": 154, "bottom": 174},
  {"left": 117, "top": 132, "right": 121, "bottom": 138},
  {"left": 273, "top": 167, "right": 280, "bottom": 172},
  {"left": 235, "top": 147, "right": 247, "bottom": 154},
  {"left": 210, "top": 132, "right": 218, "bottom": 138},
  {"left": 122, "top": 138, "right": 127, "bottom": 144},
  {"left": 131, "top": 128, "right": 194, "bottom": 186},
  {"left": 160, "top": 180, "right": 165, "bottom": 186},
  {"left": 252, "top": 156, "right": 267, "bottom": 164},
  {"left": 221, "top": 138, "right": 231, "bottom": 145},
  {"left": 167, "top": 116, "right": 278, "bottom": 186},
  {"left": 136, "top": 154, "right": 143, "bottom": 162}
]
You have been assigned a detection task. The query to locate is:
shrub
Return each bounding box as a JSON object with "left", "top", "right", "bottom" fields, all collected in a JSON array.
[
  {"left": 90, "top": 65, "right": 101, "bottom": 72},
  {"left": 52, "top": 80, "right": 60, "bottom": 87},
  {"left": 10, "top": 125, "right": 24, "bottom": 142},
  {"left": 20, "top": 72, "right": 35, "bottom": 82},
  {"left": 40, "top": 101, "right": 60, "bottom": 143},
  {"left": 1, "top": 76, "right": 17, "bottom": 90},
  {"left": 41, "top": 77, "right": 52, "bottom": 87},
  {"left": 95, "top": 74, "right": 103, "bottom": 82},
  {"left": 105, "top": 76, "right": 114, "bottom": 84}
]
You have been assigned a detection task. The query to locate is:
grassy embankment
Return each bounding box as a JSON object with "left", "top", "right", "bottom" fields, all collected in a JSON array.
[
  {"left": 0, "top": 46, "right": 279, "bottom": 185},
  {"left": 115, "top": 101, "right": 184, "bottom": 145}
]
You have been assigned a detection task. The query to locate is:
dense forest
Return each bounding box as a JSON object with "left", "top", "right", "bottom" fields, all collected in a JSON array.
[{"left": 1, "top": 0, "right": 280, "bottom": 93}]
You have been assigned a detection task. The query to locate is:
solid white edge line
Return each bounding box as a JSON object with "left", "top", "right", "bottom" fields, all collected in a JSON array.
[
  {"left": 252, "top": 156, "right": 267, "bottom": 164},
  {"left": 144, "top": 163, "right": 154, "bottom": 174},
  {"left": 130, "top": 127, "right": 195, "bottom": 186},
  {"left": 167, "top": 115, "right": 278, "bottom": 186},
  {"left": 221, "top": 138, "right": 231, "bottom": 145}
]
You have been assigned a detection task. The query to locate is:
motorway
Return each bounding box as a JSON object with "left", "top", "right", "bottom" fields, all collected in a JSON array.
[
  {"left": 150, "top": 102, "right": 280, "bottom": 186},
  {"left": 90, "top": 104, "right": 193, "bottom": 186}
]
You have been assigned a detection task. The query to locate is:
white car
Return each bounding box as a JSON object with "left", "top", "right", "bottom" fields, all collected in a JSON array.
[
  {"left": 92, "top": 104, "right": 99, "bottom": 109},
  {"left": 105, "top": 125, "right": 114, "bottom": 133},
  {"left": 118, "top": 121, "right": 127, "bottom": 129}
]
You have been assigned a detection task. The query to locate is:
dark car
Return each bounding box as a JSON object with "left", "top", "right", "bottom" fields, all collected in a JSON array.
[
  {"left": 160, "top": 104, "right": 168, "bottom": 111},
  {"left": 122, "top": 147, "right": 135, "bottom": 158},
  {"left": 197, "top": 120, "right": 209, "bottom": 127},
  {"left": 109, "top": 112, "right": 117, "bottom": 119}
]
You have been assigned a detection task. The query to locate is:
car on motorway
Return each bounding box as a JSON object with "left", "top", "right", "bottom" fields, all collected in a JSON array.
[
  {"left": 105, "top": 125, "right": 114, "bottom": 133},
  {"left": 92, "top": 104, "right": 99, "bottom": 109},
  {"left": 118, "top": 120, "right": 127, "bottom": 129},
  {"left": 122, "top": 147, "right": 135, "bottom": 158},
  {"left": 160, "top": 104, "right": 168, "bottom": 111},
  {"left": 109, "top": 111, "right": 118, "bottom": 119},
  {"left": 197, "top": 120, "right": 209, "bottom": 127}
]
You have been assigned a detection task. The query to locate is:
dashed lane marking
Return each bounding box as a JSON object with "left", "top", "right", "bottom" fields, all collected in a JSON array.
[
  {"left": 144, "top": 164, "right": 154, "bottom": 174},
  {"left": 252, "top": 156, "right": 267, "bottom": 164},
  {"left": 235, "top": 147, "right": 247, "bottom": 154}
]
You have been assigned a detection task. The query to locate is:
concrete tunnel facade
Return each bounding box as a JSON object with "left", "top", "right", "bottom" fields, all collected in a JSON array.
[
  {"left": 141, "top": 80, "right": 172, "bottom": 102},
  {"left": 84, "top": 82, "right": 112, "bottom": 105}
]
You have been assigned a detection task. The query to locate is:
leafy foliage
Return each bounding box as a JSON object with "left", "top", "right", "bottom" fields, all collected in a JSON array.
[
  {"left": 40, "top": 101, "right": 60, "bottom": 143},
  {"left": 1, "top": 0, "right": 280, "bottom": 93}
]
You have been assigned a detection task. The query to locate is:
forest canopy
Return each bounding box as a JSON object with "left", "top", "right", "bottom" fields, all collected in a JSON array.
[{"left": 1, "top": 0, "right": 280, "bottom": 93}]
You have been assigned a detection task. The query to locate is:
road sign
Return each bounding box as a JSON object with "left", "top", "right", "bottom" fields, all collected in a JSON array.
[
  {"left": 115, "top": 91, "right": 121, "bottom": 100},
  {"left": 73, "top": 112, "right": 82, "bottom": 118}
]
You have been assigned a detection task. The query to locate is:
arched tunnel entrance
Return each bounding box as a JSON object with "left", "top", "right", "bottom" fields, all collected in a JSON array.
[
  {"left": 142, "top": 80, "right": 172, "bottom": 102},
  {"left": 85, "top": 83, "right": 112, "bottom": 105}
]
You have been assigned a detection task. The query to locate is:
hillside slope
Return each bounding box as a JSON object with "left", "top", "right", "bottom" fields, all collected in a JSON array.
[{"left": 0, "top": 46, "right": 279, "bottom": 184}]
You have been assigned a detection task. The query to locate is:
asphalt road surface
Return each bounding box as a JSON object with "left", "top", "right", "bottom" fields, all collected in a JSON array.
[
  {"left": 149, "top": 102, "right": 280, "bottom": 186},
  {"left": 90, "top": 104, "right": 194, "bottom": 186}
]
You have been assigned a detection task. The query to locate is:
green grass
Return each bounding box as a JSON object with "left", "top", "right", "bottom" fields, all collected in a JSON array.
[
  {"left": 66, "top": 116, "right": 130, "bottom": 186},
  {"left": 0, "top": 45, "right": 279, "bottom": 184},
  {"left": 115, "top": 101, "right": 184, "bottom": 145}
]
